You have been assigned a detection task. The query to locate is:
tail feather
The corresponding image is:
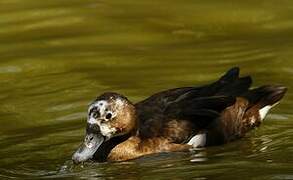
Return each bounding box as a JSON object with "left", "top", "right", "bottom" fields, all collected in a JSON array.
[
  {"left": 217, "top": 76, "right": 252, "bottom": 96},
  {"left": 244, "top": 85, "right": 287, "bottom": 108},
  {"left": 244, "top": 85, "right": 287, "bottom": 121},
  {"left": 215, "top": 67, "right": 252, "bottom": 97},
  {"left": 219, "top": 67, "right": 240, "bottom": 83}
]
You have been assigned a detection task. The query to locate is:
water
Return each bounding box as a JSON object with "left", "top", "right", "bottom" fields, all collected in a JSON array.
[{"left": 0, "top": 0, "right": 293, "bottom": 179}]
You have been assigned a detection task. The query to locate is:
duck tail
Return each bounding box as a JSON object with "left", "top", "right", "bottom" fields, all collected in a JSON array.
[
  {"left": 219, "top": 67, "right": 240, "bottom": 83},
  {"left": 215, "top": 67, "right": 252, "bottom": 97},
  {"left": 244, "top": 85, "right": 287, "bottom": 120}
]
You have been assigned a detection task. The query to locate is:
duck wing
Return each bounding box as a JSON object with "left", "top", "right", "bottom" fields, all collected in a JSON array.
[{"left": 135, "top": 67, "right": 252, "bottom": 138}]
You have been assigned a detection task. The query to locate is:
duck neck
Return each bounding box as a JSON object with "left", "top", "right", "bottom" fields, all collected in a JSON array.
[{"left": 93, "top": 132, "right": 132, "bottom": 162}]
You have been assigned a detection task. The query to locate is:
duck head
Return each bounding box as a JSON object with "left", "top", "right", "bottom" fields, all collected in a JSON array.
[{"left": 72, "top": 92, "right": 136, "bottom": 164}]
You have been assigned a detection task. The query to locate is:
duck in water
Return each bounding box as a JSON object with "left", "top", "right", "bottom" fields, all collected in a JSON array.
[{"left": 72, "top": 67, "right": 287, "bottom": 163}]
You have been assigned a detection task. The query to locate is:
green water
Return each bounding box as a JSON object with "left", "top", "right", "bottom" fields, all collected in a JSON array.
[{"left": 0, "top": 0, "right": 293, "bottom": 179}]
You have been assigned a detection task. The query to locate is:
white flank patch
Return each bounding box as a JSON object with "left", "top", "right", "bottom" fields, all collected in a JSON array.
[
  {"left": 259, "top": 105, "right": 272, "bottom": 121},
  {"left": 187, "top": 133, "right": 206, "bottom": 147}
]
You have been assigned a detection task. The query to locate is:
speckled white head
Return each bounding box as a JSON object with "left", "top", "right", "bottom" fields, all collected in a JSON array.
[
  {"left": 87, "top": 92, "right": 135, "bottom": 139},
  {"left": 73, "top": 92, "right": 137, "bottom": 164}
]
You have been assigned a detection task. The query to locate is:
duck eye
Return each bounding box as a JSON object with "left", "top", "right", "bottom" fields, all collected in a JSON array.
[
  {"left": 105, "top": 113, "right": 112, "bottom": 120},
  {"left": 92, "top": 111, "right": 99, "bottom": 118}
]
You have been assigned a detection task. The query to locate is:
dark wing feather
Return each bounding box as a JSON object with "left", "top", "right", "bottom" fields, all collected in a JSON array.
[
  {"left": 216, "top": 76, "right": 252, "bottom": 96},
  {"left": 166, "top": 96, "right": 236, "bottom": 113},
  {"left": 135, "top": 67, "right": 252, "bottom": 138},
  {"left": 165, "top": 96, "right": 236, "bottom": 129}
]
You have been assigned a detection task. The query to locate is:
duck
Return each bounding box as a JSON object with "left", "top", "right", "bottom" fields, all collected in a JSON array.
[{"left": 72, "top": 67, "right": 287, "bottom": 163}]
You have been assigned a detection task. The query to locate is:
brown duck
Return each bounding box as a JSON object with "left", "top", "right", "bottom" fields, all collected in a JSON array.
[{"left": 72, "top": 67, "right": 287, "bottom": 163}]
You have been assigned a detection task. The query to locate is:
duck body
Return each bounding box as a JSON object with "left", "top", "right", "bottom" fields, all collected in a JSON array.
[{"left": 72, "top": 67, "right": 287, "bottom": 163}]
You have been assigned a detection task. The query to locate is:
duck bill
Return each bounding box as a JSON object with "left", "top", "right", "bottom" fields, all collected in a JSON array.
[{"left": 72, "top": 128, "right": 105, "bottom": 164}]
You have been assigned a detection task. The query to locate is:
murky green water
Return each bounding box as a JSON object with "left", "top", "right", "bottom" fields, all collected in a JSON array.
[{"left": 0, "top": 0, "right": 293, "bottom": 179}]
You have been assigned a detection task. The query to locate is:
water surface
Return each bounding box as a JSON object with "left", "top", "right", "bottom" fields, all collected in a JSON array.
[{"left": 0, "top": 0, "right": 293, "bottom": 179}]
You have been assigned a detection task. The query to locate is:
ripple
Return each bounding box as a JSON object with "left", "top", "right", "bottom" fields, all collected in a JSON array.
[
  {"left": 46, "top": 101, "right": 87, "bottom": 112},
  {"left": 55, "top": 112, "right": 86, "bottom": 121},
  {"left": 0, "top": 65, "right": 22, "bottom": 73},
  {"left": 270, "top": 174, "right": 293, "bottom": 180}
]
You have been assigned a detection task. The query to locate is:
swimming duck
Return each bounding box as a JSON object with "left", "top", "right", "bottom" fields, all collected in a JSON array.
[{"left": 72, "top": 67, "right": 287, "bottom": 163}]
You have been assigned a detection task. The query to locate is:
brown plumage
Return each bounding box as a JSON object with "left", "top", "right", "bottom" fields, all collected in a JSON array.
[{"left": 72, "top": 67, "right": 287, "bottom": 163}]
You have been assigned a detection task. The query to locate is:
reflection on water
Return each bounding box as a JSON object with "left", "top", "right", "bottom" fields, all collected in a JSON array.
[{"left": 0, "top": 0, "right": 293, "bottom": 179}]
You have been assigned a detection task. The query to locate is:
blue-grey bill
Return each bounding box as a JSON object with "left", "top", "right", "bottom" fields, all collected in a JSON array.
[{"left": 72, "top": 133, "right": 104, "bottom": 164}]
